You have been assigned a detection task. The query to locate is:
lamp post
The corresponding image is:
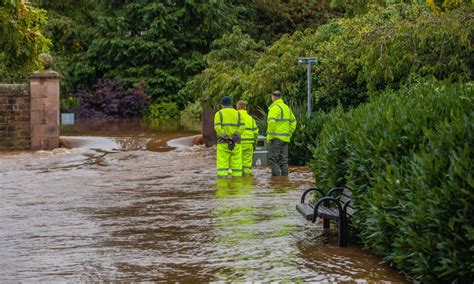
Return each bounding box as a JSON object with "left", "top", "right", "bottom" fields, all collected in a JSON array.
[{"left": 298, "top": 57, "right": 317, "bottom": 117}]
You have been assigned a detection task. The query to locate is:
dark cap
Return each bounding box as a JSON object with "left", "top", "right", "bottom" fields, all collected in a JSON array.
[
  {"left": 272, "top": 90, "right": 282, "bottom": 97},
  {"left": 221, "top": 96, "right": 232, "bottom": 106}
]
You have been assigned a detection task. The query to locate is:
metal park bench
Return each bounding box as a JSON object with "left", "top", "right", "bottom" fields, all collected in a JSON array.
[{"left": 296, "top": 185, "right": 353, "bottom": 247}]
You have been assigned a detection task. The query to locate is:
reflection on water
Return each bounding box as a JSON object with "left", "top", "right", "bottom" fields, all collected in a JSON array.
[
  {"left": 212, "top": 176, "right": 298, "bottom": 281},
  {"left": 0, "top": 144, "right": 408, "bottom": 282}
]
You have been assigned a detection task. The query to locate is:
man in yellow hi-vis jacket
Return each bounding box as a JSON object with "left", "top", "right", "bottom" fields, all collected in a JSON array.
[
  {"left": 236, "top": 100, "right": 259, "bottom": 175},
  {"left": 214, "top": 96, "right": 246, "bottom": 177},
  {"left": 266, "top": 90, "right": 297, "bottom": 176}
]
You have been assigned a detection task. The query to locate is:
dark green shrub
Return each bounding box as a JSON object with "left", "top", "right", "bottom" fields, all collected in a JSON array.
[
  {"left": 310, "top": 81, "right": 474, "bottom": 281},
  {"left": 309, "top": 106, "right": 349, "bottom": 187},
  {"left": 288, "top": 107, "right": 330, "bottom": 166}
]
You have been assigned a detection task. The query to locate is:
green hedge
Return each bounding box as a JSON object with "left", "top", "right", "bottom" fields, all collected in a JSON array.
[{"left": 309, "top": 81, "right": 474, "bottom": 281}]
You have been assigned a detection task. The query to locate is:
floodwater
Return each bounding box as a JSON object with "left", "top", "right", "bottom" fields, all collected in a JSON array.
[
  {"left": 0, "top": 120, "right": 408, "bottom": 282},
  {"left": 61, "top": 118, "right": 200, "bottom": 152}
]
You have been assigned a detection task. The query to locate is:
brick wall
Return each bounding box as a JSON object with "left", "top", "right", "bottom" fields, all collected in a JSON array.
[{"left": 0, "top": 84, "right": 31, "bottom": 150}]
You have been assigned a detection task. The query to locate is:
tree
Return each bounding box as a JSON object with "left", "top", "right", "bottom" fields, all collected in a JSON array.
[
  {"left": 70, "top": 0, "right": 238, "bottom": 107},
  {"left": 181, "top": 2, "right": 473, "bottom": 111},
  {"left": 233, "top": 0, "right": 340, "bottom": 43},
  {"left": 0, "top": 0, "right": 51, "bottom": 81}
]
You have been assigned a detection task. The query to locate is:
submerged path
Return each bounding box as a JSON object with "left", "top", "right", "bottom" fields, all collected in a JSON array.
[{"left": 0, "top": 144, "right": 407, "bottom": 282}]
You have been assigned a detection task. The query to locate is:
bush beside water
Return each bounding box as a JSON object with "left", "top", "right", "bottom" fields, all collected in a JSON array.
[
  {"left": 74, "top": 79, "right": 149, "bottom": 119},
  {"left": 145, "top": 101, "right": 181, "bottom": 120},
  {"left": 309, "top": 81, "right": 474, "bottom": 281},
  {"left": 181, "top": 101, "right": 202, "bottom": 122}
]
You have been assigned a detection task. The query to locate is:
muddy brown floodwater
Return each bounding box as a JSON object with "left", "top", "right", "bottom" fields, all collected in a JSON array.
[{"left": 0, "top": 129, "right": 409, "bottom": 282}]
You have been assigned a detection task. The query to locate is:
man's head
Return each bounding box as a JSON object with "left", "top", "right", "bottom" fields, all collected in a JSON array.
[
  {"left": 271, "top": 90, "right": 282, "bottom": 102},
  {"left": 221, "top": 96, "right": 232, "bottom": 107},
  {"left": 236, "top": 100, "right": 247, "bottom": 110}
]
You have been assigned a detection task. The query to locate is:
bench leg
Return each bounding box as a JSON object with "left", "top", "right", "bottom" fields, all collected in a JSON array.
[
  {"left": 338, "top": 215, "right": 349, "bottom": 247},
  {"left": 338, "top": 218, "right": 344, "bottom": 247},
  {"left": 343, "top": 215, "right": 349, "bottom": 247},
  {"left": 323, "top": 200, "right": 330, "bottom": 229},
  {"left": 323, "top": 218, "right": 330, "bottom": 229}
]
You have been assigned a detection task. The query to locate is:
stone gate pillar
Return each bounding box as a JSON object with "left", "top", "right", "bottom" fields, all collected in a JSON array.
[{"left": 29, "top": 71, "right": 61, "bottom": 150}]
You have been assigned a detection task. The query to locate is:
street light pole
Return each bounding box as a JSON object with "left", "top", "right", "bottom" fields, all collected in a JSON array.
[
  {"left": 298, "top": 57, "right": 317, "bottom": 117},
  {"left": 306, "top": 62, "right": 311, "bottom": 117}
]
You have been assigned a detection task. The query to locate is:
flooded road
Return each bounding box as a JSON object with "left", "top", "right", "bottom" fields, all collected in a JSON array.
[
  {"left": 0, "top": 140, "right": 408, "bottom": 282},
  {"left": 61, "top": 118, "right": 200, "bottom": 152}
]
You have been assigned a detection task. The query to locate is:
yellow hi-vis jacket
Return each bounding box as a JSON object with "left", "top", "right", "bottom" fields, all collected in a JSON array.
[
  {"left": 266, "top": 98, "right": 297, "bottom": 142},
  {"left": 214, "top": 107, "right": 245, "bottom": 143},
  {"left": 238, "top": 110, "right": 258, "bottom": 145}
]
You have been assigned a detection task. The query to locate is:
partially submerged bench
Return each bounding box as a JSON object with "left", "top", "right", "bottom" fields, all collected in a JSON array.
[{"left": 296, "top": 185, "right": 353, "bottom": 247}]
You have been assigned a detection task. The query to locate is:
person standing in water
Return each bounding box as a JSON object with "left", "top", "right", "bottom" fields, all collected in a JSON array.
[
  {"left": 266, "top": 90, "right": 297, "bottom": 176},
  {"left": 214, "top": 96, "right": 246, "bottom": 177},
  {"left": 236, "top": 100, "right": 259, "bottom": 175}
]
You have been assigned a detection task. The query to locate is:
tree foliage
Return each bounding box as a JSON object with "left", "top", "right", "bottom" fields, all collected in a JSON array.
[
  {"left": 234, "top": 0, "right": 341, "bottom": 43},
  {"left": 0, "top": 0, "right": 51, "bottom": 82},
  {"left": 32, "top": 1, "right": 238, "bottom": 104},
  {"left": 182, "top": 3, "right": 473, "bottom": 112},
  {"left": 328, "top": 0, "right": 471, "bottom": 15},
  {"left": 427, "top": 0, "right": 472, "bottom": 11},
  {"left": 67, "top": 1, "right": 240, "bottom": 107},
  {"left": 26, "top": 0, "right": 341, "bottom": 109}
]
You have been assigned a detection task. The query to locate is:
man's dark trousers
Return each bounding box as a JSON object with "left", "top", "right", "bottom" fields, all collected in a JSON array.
[{"left": 269, "top": 138, "right": 288, "bottom": 176}]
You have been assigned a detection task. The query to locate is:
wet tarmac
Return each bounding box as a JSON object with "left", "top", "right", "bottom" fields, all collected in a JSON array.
[{"left": 0, "top": 133, "right": 409, "bottom": 282}]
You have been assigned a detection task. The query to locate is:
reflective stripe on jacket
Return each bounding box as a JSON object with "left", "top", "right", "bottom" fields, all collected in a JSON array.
[
  {"left": 214, "top": 107, "right": 245, "bottom": 143},
  {"left": 266, "top": 98, "right": 296, "bottom": 142},
  {"left": 238, "top": 110, "right": 258, "bottom": 145}
]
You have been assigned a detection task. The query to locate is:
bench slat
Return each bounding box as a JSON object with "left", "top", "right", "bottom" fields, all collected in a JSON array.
[
  {"left": 317, "top": 206, "right": 340, "bottom": 220},
  {"left": 346, "top": 206, "right": 354, "bottom": 216},
  {"left": 296, "top": 203, "right": 314, "bottom": 221},
  {"left": 340, "top": 188, "right": 351, "bottom": 204},
  {"left": 296, "top": 204, "right": 344, "bottom": 221}
]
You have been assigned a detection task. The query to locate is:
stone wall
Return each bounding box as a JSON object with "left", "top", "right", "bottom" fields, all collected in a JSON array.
[
  {"left": 0, "top": 71, "right": 61, "bottom": 151},
  {"left": 0, "top": 84, "right": 31, "bottom": 150}
]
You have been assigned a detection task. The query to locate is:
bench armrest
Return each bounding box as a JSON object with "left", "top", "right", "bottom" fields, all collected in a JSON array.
[
  {"left": 312, "top": 197, "right": 343, "bottom": 223},
  {"left": 327, "top": 185, "right": 353, "bottom": 197},
  {"left": 300, "top": 187, "right": 326, "bottom": 204}
]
